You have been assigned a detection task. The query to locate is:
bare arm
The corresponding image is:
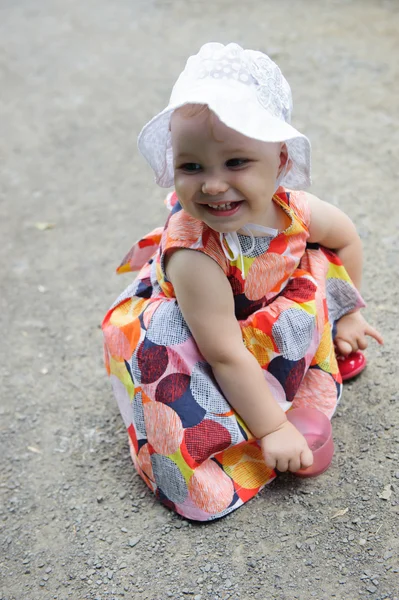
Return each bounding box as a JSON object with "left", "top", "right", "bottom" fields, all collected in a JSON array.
[
  {"left": 166, "top": 248, "right": 313, "bottom": 471},
  {"left": 306, "top": 193, "right": 383, "bottom": 352},
  {"left": 166, "top": 249, "right": 285, "bottom": 438}
]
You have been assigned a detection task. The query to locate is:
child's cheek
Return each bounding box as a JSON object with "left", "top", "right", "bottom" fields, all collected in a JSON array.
[
  {"left": 173, "top": 173, "right": 186, "bottom": 194},
  {"left": 174, "top": 175, "right": 196, "bottom": 201}
]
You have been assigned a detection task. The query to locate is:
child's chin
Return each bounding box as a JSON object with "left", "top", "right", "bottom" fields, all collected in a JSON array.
[{"left": 208, "top": 223, "right": 243, "bottom": 234}]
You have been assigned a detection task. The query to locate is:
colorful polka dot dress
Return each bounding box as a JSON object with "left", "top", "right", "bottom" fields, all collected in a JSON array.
[{"left": 102, "top": 188, "right": 364, "bottom": 520}]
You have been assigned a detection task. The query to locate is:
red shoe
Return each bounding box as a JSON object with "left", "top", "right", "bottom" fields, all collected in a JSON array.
[{"left": 337, "top": 351, "right": 367, "bottom": 381}]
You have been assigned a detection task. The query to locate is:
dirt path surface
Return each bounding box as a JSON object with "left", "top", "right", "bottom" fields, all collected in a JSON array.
[{"left": 1, "top": 1, "right": 399, "bottom": 599}]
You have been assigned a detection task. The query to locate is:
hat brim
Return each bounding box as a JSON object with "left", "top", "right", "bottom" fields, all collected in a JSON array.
[{"left": 138, "top": 86, "right": 311, "bottom": 189}]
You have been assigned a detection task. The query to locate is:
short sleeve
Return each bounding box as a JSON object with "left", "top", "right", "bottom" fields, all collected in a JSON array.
[
  {"left": 158, "top": 206, "right": 230, "bottom": 294},
  {"left": 288, "top": 191, "right": 311, "bottom": 231}
]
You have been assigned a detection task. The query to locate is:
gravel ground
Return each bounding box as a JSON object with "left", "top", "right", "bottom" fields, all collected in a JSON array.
[{"left": 1, "top": 1, "right": 399, "bottom": 599}]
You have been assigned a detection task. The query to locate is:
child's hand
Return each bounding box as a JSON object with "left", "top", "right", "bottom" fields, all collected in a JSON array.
[
  {"left": 260, "top": 420, "right": 314, "bottom": 473},
  {"left": 335, "top": 311, "right": 384, "bottom": 357}
]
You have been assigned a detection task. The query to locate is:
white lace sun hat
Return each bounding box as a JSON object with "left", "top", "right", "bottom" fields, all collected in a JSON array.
[{"left": 138, "top": 42, "right": 311, "bottom": 190}]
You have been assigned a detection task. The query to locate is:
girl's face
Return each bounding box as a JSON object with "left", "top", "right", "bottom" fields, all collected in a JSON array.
[{"left": 170, "top": 108, "right": 288, "bottom": 233}]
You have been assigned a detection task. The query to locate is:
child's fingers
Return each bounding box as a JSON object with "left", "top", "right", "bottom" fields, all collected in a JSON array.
[
  {"left": 335, "top": 337, "right": 354, "bottom": 357},
  {"left": 364, "top": 323, "right": 384, "bottom": 345},
  {"left": 300, "top": 446, "right": 314, "bottom": 470},
  {"left": 288, "top": 456, "right": 301, "bottom": 473},
  {"left": 276, "top": 457, "right": 289, "bottom": 472},
  {"left": 357, "top": 335, "right": 368, "bottom": 351},
  {"left": 263, "top": 453, "right": 277, "bottom": 470}
]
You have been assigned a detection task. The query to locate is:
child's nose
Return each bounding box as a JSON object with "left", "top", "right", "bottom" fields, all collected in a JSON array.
[{"left": 201, "top": 177, "right": 229, "bottom": 195}]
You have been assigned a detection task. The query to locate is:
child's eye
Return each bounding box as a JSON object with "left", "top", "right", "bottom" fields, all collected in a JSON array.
[
  {"left": 226, "top": 158, "right": 250, "bottom": 168},
  {"left": 179, "top": 163, "right": 202, "bottom": 173}
]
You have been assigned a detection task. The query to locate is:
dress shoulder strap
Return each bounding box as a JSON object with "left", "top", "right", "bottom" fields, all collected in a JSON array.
[
  {"left": 275, "top": 188, "right": 311, "bottom": 231},
  {"left": 288, "top": 190, "right": 311, "bottom": 231},
  {"left": 162, "top": 202, "right": 229, "bottom": 274}
]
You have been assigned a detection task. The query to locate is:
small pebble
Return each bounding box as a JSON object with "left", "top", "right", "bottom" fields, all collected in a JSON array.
[
  {"left": 120, "top": 527, "right": 128, "bottom": 533},
  {"left": 248, "top": 559, "right": 257, "bottom": 566},
  {"left": 366, "top": 584, "right": 377, "bottom": 593},
  {"left": 128, "top": 537, "right": 141, "bottom": 547},
  {"left": 359, "top": 539, "right": 367, "bottom": 546}
]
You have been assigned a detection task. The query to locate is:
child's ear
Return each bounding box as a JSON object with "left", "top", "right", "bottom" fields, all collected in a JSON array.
[
  {"left": 279, "top": 143, "right": 288, "bottom": 167},
  {"left": 279, "top": 143, "right": 292, "bottom": 173}
]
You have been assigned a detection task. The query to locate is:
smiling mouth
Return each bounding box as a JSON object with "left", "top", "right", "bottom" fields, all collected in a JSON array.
[
  {"left": 202, "top": 200, "right": 244, "bottom": 216},
  {"left": 207, "top": 202, "right": 234, "bottom": 210}
]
